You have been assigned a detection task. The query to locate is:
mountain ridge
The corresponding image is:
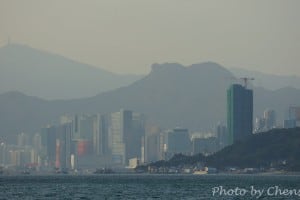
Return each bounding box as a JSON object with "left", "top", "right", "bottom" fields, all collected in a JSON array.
[
  {"left": 1, "top": 62, "right": 300, "bottom": 143},
  {"left": 0, "top": 43, "right": 143, "bottom": 100}
]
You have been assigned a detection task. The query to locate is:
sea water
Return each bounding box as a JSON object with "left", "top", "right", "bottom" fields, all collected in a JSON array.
[{"left": 0, "top": 174, "right": 299, "bottom": 199}]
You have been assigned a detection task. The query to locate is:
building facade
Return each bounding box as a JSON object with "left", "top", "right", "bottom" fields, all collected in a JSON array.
[
  {"left": 227, "top": 84, "right": 253, "bottom": 144},
  {"left": 163, "top": 128, "right": 191, "bottom": 159}
]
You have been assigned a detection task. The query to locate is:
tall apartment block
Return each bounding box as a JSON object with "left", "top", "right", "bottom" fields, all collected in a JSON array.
[{"left": 227, "top": 84, "right": 253, "bottom": 145}]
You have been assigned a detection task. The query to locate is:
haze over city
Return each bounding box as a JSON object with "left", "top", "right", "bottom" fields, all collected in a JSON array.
[
  {"left": 0, "top": 0, "right": 300, "bottom": 76},
  {"left": 1, "top": 2, "right": 300, "bottom": 199}
]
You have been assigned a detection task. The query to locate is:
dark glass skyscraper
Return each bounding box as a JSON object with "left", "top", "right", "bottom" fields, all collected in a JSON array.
[{"left": 227, "top": 84, "right": 253, "bottom": 145}]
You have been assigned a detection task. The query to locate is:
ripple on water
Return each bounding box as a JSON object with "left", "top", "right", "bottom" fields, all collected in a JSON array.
[{"left": 0, "top": 175, "right": 299, "bottom": 199}]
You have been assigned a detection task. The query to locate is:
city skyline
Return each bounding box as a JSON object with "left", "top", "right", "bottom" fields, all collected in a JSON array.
[
  {"left": 1, "top": 1, "right": 300, "bottom": 199},
  {"left": 1, "top": 102, "right": 298, "bottom": 171},
  {"left": 1, "top": 0, "right": 300, "bottom": 76},
  {"left": 0, "top": 76, "right": 298, "bottom": 173}
]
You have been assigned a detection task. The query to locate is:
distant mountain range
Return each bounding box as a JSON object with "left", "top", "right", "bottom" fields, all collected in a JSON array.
[
  {"left": 0, "top": 43, "right": 143, "bottom": 99},
  {"left": 1, "top": 43, "right": 299, "bottom": 101},
  {"left": 1, "top": 62, "right": 300, "bottom": 143},
  {"left": 230, "top": 68, "right": 300, "bottom": 90}
]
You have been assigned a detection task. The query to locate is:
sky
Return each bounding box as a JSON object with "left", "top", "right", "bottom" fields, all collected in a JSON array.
[{"left": 0, "top": 0, "right": 299, "bottom": 75}]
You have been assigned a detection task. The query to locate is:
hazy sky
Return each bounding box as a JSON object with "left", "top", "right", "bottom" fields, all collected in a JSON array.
[{"left": 0, "top": 0, "right": 299, "bottom": 75}]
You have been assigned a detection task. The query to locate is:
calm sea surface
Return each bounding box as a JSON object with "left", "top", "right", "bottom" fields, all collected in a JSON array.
[{"left": 0, "top": 174, "right": 300, "bottom": 199}]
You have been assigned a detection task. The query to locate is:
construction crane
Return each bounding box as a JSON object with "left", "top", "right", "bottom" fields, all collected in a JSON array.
[{"left": 240, "top": 77, "right": 254, "bottom": 89}]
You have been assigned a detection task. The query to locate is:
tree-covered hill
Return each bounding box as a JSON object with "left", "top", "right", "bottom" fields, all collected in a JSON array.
[
  {"left": 144, "top": 128, "right": 300, "bottom": 171},
  {"left": 206, "top": 128, "right": 300, "bottom": 171}
]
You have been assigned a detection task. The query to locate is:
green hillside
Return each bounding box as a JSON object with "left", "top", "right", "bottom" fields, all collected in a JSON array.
[
  {"left": 206, "top": 128, "right": 300, "bottom": 171},
  {"left": 145, "top": 128, "right": 300, "bottom": 171}
]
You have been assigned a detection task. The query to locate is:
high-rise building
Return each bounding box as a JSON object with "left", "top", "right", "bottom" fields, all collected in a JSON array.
[
  {"left": 227, "top": 84, "right": 253, "bottom": 144},
  {"left": 216, "top": 123, "right": 227, "bottom": 150},
  {"left": 283, "top": 119, "right": 296, "bottom": 129},
  {"left": 254, "top": 109, "right": 276, "bottom": 133},
  {"left": 144, "top": 133, "right": 160, "bottom": 163},
  {"left": 32, "top": 133, "right": 42, "bottom": 152},
  {"left": 56, "top": 123, "right": 72, "bottom": 170},
  {"left": 109, "top": 110, "right": 133, "bottom": 165},
  {"left": 110, "top": 110, "right": 128, "bottom": 164},
  {"left": 73, "top": 115, "right": 80, "bottom": 139},
  {"left": 40, "top": 124, "right": 72, "bottom": 169},
  {"left": 72, "top": 114, "right": 93, "bottom": 140},
  {"left": 143, "top": 126, "right": 161, "bottom": 163},
  {"left": 129, "top": 113, "right": 145, "bottom": 161},
  {"left": 79, "top": 115, "right": 94, "bottom": 140},
  {"left": 289, "top": 106, "right": 300, "bottom": 127},
  {"left": 93, "top": 114, "right": 109, "bottom": 156},
  {"left": 163, "top": 128, "right": 191, "bottom": 159},
  {"left": 254, "top": 117, "right": 265, "bottom": 133},
  {"left": 41, "top": 125, "right": 57, "bottom": 166},
  {"left": 289, "top": 106, "right": 300, "bottom": 121},
  {"left": 264, "top": 109, "right": 276, "bottom": 130},
  {"left": 109, "top": 109, "right": 145, "bottom": 165},
  {"left": 17, "top": 132, "right": 29, "bottom": 147},
  {"left": 0, "top": 142, "right": 6, "bottom": 166},
  {"left": 192, "top": 136, "right": 218, "bottom": 156}
]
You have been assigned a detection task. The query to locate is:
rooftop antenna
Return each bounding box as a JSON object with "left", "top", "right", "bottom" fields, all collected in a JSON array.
[{"left": 240, "top": 77, "right": 254, "bottom": 89}]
